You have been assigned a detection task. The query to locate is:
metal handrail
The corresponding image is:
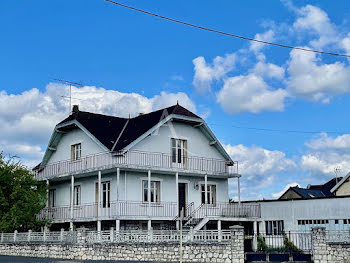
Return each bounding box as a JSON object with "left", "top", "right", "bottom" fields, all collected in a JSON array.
[{"left": 34, "top": 150, "right": 238, "bottom": 180}]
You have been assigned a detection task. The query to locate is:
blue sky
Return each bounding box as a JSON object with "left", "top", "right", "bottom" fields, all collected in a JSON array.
[{"left": 1, "top": 0, "right": 350, "bottom": 200}]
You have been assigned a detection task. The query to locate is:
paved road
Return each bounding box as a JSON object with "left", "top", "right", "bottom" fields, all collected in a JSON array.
[{"left": 0, "top": 256, "right": 152, "bottom": 263}]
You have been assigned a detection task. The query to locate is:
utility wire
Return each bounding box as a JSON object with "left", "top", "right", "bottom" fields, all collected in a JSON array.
[
  {"left": 208, "top": 122, "right": 345, "bottom": 135},
  {"left": 105, "top": 0, "right": 350, "bottom": 58}
]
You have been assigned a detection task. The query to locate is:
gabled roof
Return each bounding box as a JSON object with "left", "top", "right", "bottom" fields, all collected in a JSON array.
[{"left": 39, "top": 104, "right": 231, "bottom": 167}]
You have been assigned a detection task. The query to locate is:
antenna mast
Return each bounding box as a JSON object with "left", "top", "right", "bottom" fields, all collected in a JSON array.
[{"left": 53, "top": 78, "right": 83, "bottom": 114}]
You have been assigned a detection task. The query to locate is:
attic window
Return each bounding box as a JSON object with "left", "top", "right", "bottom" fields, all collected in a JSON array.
[{"left": 71, "top": 143, "right": 81, "bottom": 161}]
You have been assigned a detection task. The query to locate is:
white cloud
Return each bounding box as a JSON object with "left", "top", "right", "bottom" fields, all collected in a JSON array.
[
  {"left": 272, "top": 182, "right": 300, "bottom": 199},
  {"left": 224, "top": 144, "right": 296, "bottom": 176},
  {"left": 0, "top": 84, "right": 196, "bottom": 168},
  {"left": 252, "top": 61, "right": 285, "bottom": 80},
  {"left": 293, "top": 5, "right": 338, "bottom": 49},
  {"left": 216, "top": 74, "right": 288, "bottom": 114},
  {"left": 192, "top": 54, "right": 236, "bottom": 94},
  {"left": 286, "top": 48, "right": 350, "bottom": 102},
  {"left": 249, "top": 30, "right": 275, "bottom": 54},
  {"left": 301, "top": 133, "right": 350, "bottom": 176}
]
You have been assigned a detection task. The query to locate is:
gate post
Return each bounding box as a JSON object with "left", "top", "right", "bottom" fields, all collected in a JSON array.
[{"left": 229, "top": 225, "right": 244, "bottom": 263}]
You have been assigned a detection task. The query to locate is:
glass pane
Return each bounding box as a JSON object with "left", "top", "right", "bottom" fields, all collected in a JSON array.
[
  {"left": 151, "top": 189, "right": 154, "bottom": 202},
  {"left": 172, "top": 148, "right": 176, "bottom": 163},
  {"left": 178, "top": 148, "right": 182, "bottom": 163},
  {"left": 172, "top": 139, "right": 176, "bottom": 147},
  {"left": 144, "top": 189, "right": 148, "bottom": 202},
  {"left": 143, "top": 181, "right": 148, "bottom": 188}
]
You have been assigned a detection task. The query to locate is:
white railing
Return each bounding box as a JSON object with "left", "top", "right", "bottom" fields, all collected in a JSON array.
[
  {"left": 34, "top": 150, "right": 237, "bottom": 180},
  {"left": 38, "top": 201, "right": 178, "bottom": 222},
  {"left": 188, "top": 203, "right": 261, "bottom": 220},
  {"left": 0, "top": 230, "right": 233, "bottom": 244}
]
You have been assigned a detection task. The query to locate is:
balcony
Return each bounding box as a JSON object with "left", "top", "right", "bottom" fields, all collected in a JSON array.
[
  {"left": 34, "top": 150, "right": 238, "bottom": 180},
  {"left": 38, "top": 202, "right": 260, "bottom": 223}
]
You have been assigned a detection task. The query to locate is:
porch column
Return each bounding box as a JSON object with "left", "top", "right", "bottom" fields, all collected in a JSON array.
[
  {"left": 116, "top": 219, "right": 120, "bottom": 231},
  {"left": 116, "top": 168, "right": 120, "bottom": 217},
  {"left": 218, "top": 220, "right": 222, "bottom": 241},
  {"left": 237, "top": 176, "right": 241, "bottom": 204},
  {"left": 70, "top": 175, "right": 74, "bottom": 231},
  {"left": 204, "top": 174, "right": 208, "bottom": 204},
  {"left": 148, "top": 220, "right": 152, "bottom": 231},
  {"left": 46, "top": 179, "right": 49, "bottom": 207},
  {"left": 148, "top": 170, "right": 151, "bottom": 217},
  {"left": 176, "top": 172, "right": 179, "bottom": 212},
  {"left": 97, "top": 171, "right": 102, "bottom": 232},
  {"left": 253, "top": 220, "right": 258, "bottom": 251}
]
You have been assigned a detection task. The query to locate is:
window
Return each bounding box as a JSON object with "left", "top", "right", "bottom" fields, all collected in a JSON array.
[
  {"left": 171, "top": 138, "right": 187, "bottom": 164},
  {"left": 73, "top": 185, "right": 81, "bottom": 206},
  {"left": 265, "top": 221, "right": 284, "bottom": 235},
  {"left": 49, "top": 189, "right": 56, "bottom": 208},
  {"left": 143, "top": 180, "right": 160, "bottom": 203},
  {"left": 201, "top": 184, "right": 216, "bottom": 205},
  {"left": 102, "top": 181, "right": 110, "bottom": 208},
  {"left": 71, "top": 143, "right": 81, "bottom": 161}
]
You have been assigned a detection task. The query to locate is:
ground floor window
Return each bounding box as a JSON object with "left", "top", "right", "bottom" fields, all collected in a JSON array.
[
  {"left": 201, "top": 184, "right": 216, "bottom": 204},
  {"left": 143, "top": 180, "right": 160, "bottom": 203},
  {"left": 102, "top": 181, "right": 110, "bottom": 208},
  {"left": 265, "top": 220, "right": 284, "bottom": 235},
  {"left": 49, "top": 189, "right": 56, "bottom": 208}
]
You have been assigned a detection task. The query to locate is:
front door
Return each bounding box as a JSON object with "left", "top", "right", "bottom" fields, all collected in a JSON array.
[{"left": 178, "top": 183, "right": 187, "bottom": 217}]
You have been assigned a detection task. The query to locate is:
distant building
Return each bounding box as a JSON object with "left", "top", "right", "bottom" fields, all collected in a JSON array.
[
  {"left": 331, "top": 172, "right": 350, "bottom": 196},
  {"left": 279, "top": 177, "right": 341, "bottom": 200}
]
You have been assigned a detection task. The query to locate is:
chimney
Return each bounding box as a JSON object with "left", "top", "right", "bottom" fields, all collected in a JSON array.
[{"left": 72, "top": 105, "right": 79, "bottom": 113}]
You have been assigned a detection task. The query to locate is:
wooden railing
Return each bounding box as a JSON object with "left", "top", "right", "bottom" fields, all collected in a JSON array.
[{"left": 34, "top": 150, "right": 237, "bottom": 180}]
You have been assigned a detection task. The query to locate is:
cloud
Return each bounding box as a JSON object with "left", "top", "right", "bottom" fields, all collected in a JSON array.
[
  {"left": 301, "top": 133, "right": 350, "bottom": 176},
  {"left": 0, "top": 84, "right": 196, "bottom": 168},
  {"left": 252, "top": 61, "right": 285, "bottom": 80},
  {"left": 249, "top": 29, "right": 275, "bottom": 54},
  {"left": 272, "top": 182, "right": 300, "bottom": 199},
  {"left": 292, "top": 5, "right": 338, "bottom": 49},
  {"left": 192, "top": 54, "right": 236, "bottom": 94},
  {"left": 286, "top": 48, "right": 350, "bottom": 103},
  {"left": 216, "top": 74, "right": 288, "bottom": 114}
]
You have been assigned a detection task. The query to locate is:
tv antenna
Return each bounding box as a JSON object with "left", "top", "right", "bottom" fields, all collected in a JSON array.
[
  {"left": 334, "top": 166, "right": 341, "bottom": 184},
  {"left": 53, "top": 79, "right": 83, "bottom": 114}
]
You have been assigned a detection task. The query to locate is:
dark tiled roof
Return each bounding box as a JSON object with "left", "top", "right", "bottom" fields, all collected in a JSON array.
[
  {"left": 279, "top": 177, "right": 342, "bottom": 200},
  {"left": 57, "top": 104, "right": 200, "bottom": 151}
]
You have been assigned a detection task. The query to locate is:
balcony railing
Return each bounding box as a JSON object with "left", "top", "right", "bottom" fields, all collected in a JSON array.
[
  {"left": 38, "top": 202, "right": 260, "bottom": 222},
  {"left": 38, "top": 201, "right": 179, "bottom": 221},
  {"left": 34, "top": 150, "right": 237, "bottom": 180}
]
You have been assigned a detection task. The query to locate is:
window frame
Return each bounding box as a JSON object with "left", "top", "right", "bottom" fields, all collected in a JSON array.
[
  {"left": 265, "top": 220, "right": 284, "bottom": 235},
  {"left": 171, "top": 138, "right": 187, "bottom": 165},
  {"left": 48, "top": 189, "right": 56, "bottom": 208},
  {"left": 73, "top": 185, "right": 81, "bottom": 206},
  {"left": 142, "top": 180, "right": 161, "bottom": 203},
  {"left": 71, "top": 143, "right": 82, "bottom": 161},
  {"left": 101, "top": 181, "right": 111, "bottom": 208},
  {"left": 200, "top": 184, "right": 217, "bottom": 205}
]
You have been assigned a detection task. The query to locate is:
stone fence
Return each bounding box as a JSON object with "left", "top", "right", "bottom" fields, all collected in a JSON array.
[
  {"left": 0, "top": 226, "right": 244, "bottom": 263},
  {"left": 312, "top": 227, "right": 350, "bottom": 263}
]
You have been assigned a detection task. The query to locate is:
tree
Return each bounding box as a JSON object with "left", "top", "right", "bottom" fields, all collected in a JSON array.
[{"left": 0, "top": 153, "right": 48, "bottom": 232}]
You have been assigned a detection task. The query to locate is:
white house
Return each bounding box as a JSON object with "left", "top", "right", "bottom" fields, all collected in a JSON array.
[{"left": 34, "top": 104, "right": 261, "bottom": 232}]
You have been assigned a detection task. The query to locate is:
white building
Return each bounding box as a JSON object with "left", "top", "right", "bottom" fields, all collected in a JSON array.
[{"left": 34, "top": 104, "right": 261, "bottom": 232}]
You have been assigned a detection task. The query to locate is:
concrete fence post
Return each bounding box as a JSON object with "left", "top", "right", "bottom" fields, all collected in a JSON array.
[
  {"left": 43, "top": 227, "right": 47, "bottom": 242},
  {"left": 311, "top": 227, "right": 327, "bottom": 263},
  {"left": 77, "top": 228, "right": 86, "bottom": 244},
  {"left": 229, "top": 225, "right": 244, "bottom": 263},
  {"left": 110, "top": 227, "right": 114, "bottom": 243},
  {"left": 190, "top": 226, "right": 194, "bottom": 242},
  {"left": 60, "top": 228, "right": 65, "bottom": 242},
  {"left": 1, "top": 232, "right": 3, "bottom": 243},
  {"left": 149, "top": 227, "right": 153, "bottom": 242},
  {"left": 27, "top": 230, "right": 32, "bottom": 242},
  {"left": 14, "top": 230, "right": 17, "bottom": 243}
]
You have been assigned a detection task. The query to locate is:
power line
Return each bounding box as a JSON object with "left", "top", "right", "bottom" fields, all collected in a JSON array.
[
  {"left": 208, "top": 122, "right": 346, "bottom": 135},
  {"left": 105, "top": 0, "right": 350, "bottom": 59}
]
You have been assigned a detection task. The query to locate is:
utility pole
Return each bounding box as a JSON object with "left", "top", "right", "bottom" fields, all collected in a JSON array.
[{"left": 53, "top": 78, "right": 82, "bottom": 114}]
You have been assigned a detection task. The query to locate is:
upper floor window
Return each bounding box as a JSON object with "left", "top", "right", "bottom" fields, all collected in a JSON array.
[
  {"left": 73, "top": 185, "right": 81, "bottom": 206},
  {"left": 143, "top": 180, "right": 160, "bottom": 203},
  {"left": 71, "top": 143, "right": 81, "bottom": 161},
  {"left": 49, "top": 189, "right": 56, "bottom": 208},
  {"left": 102, "top": 181, "right": 110, "bottom": 208},
  {"left": 201, "top": 184, "right": 216, "bottom": 205},
  {"left": 171, "top": 138, "right": 187, "bottom": 164},
  {"left": 266, "top": 220, "right": 284, "bottom": 235}
]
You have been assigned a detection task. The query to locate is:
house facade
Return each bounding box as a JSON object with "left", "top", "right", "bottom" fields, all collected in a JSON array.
[{"left": 34, "top": 104, "right": 260, "bottom": 232}]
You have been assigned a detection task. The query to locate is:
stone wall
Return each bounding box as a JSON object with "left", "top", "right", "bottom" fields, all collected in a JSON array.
[
  {"left": 0, "top": 226, "right": 244, "bottom": 263},
  {"left": 312, "top": 227, "right": 350, "bottom": 263}
]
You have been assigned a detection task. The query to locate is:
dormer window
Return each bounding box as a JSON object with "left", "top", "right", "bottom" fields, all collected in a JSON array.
[{"left": 71, "top": 143, "right": 81, "bottom": 161}]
